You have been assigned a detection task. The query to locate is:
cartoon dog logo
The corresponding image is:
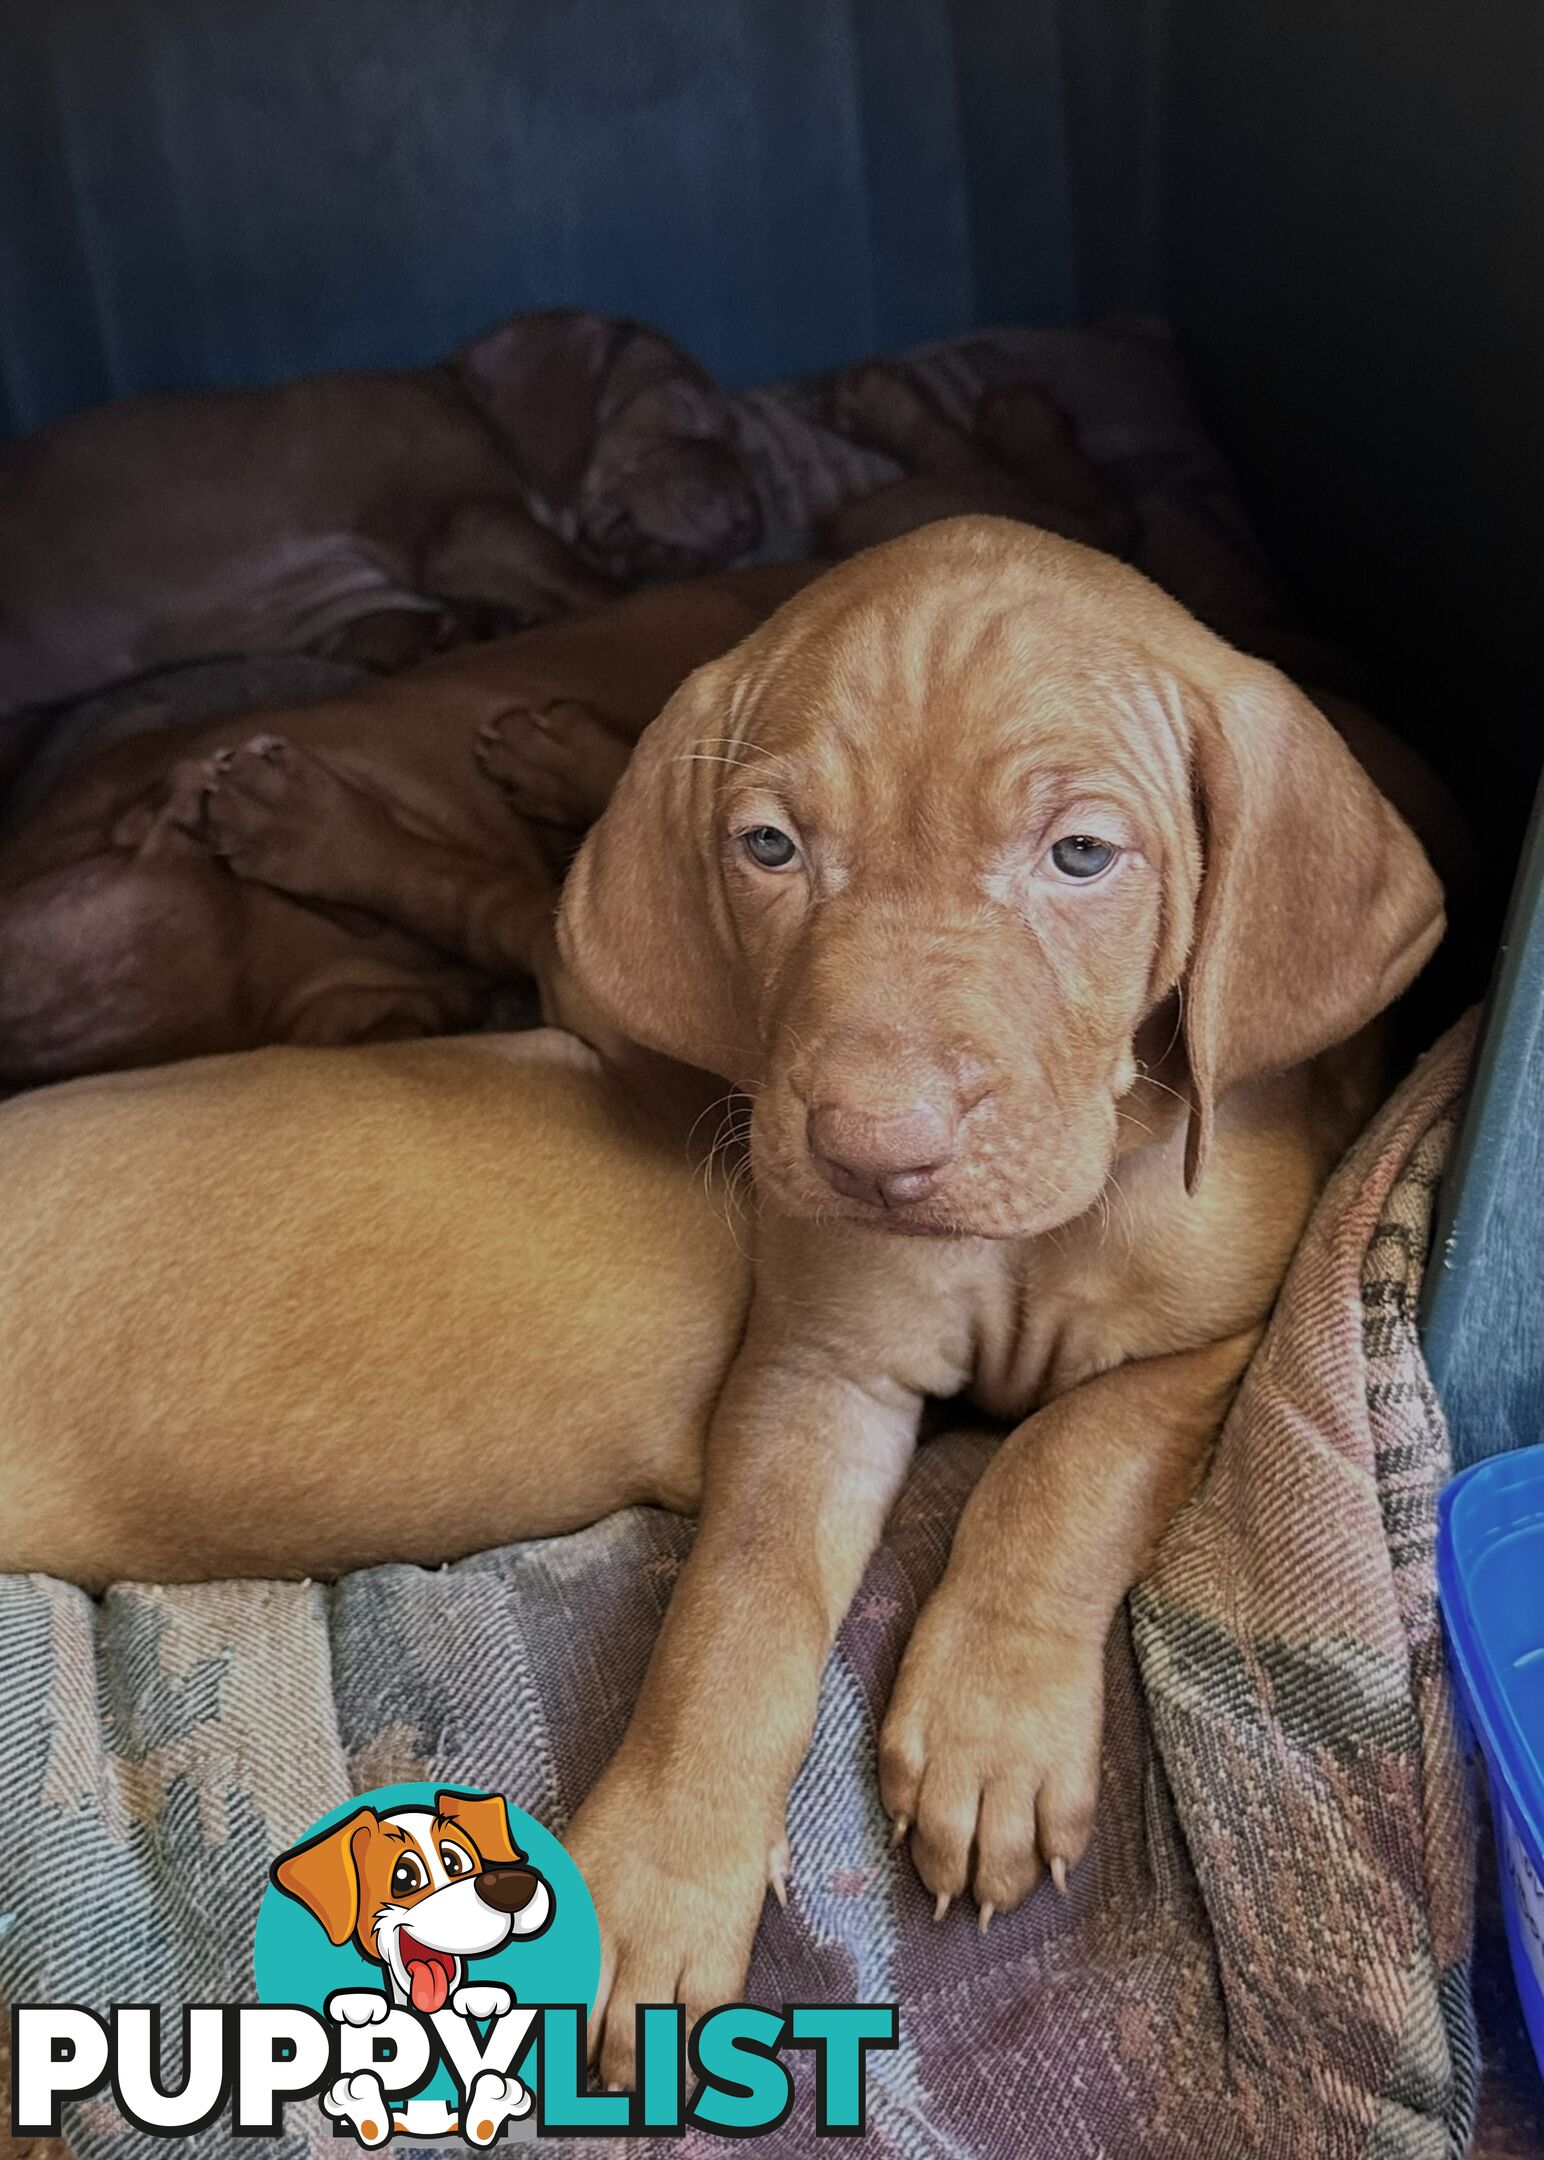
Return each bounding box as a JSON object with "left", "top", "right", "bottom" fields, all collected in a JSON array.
[{"left": 272, "top": 1788, "right": 553, "bottom": 2145}]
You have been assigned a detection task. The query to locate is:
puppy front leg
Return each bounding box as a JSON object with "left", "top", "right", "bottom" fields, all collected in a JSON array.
[
  {"left": 566, "top": 1339, "right": 921, "bottom": 2088},
  {"left": 881, "top": 1330, "right": 1260, "bottom": 1920}
]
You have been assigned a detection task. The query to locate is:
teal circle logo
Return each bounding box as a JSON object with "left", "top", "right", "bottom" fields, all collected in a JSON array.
[{"left": 254, "top": 1784, "right": 598, "bottom": 2134}]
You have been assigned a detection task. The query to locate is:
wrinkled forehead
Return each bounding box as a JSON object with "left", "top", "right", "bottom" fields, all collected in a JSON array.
[{"left": 724, "top": 592, "right": 1190, "bottom": 846}]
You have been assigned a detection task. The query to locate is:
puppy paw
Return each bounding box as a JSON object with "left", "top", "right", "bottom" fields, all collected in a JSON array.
[
  {"left": 186, "top": 733, "right": 388, "bottom": 900},
  {"left": 879, "top": 1591, "right": 1104, "bottom": 1922},
  {"left": 565, "top": 1766, "right": 784, "bottom": 2090},
  {"left": 476, "top": 701, "right": 629, "bottom": 827},
  {"left": 320, "top": 2070, "right": 393, "bottom": 2147},
  {"left": 462, "top": 2069, "right": 532, "bottom": 2145},
  {"left": 451, "top": 1981, "right": 514, "bottom": 2022},
  {"left": 325, "top": 1988, "right": 391, "bottom": 2027}
]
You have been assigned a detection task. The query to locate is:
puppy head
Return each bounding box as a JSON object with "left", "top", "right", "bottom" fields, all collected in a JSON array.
[
  {"left": 578, "top": 437, "right": 763, "bottom": 581},
  {"left": 455, "top": 309, "right": 615, "bottom": 507},
  {"left": 272, "top": 1790, "right": 551, "bottom": 2009},
  {"left": 560, "top": 517, "right": 1443, "bottom": 1238},
  {"left": 456, "top": 309, "right": 761, "bottom": 577},
  {"left": 576, "top": 328, "right": 762, "bottom": 576}
]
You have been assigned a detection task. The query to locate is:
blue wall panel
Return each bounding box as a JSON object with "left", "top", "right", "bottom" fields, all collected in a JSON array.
[
  {"left": 0, "top": 0, "right": 1160, "bottom": 436},
  {"left": 0, "top": 0, "right": 945, "bottom": 428}
]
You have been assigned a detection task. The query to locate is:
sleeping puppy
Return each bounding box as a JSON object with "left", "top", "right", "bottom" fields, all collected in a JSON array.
[
  {"left": 548, "top": 516, "right": 1444, "bottom": 2078},
  {"left": 0, "top": 309, "right": 761, "bottom": 783},
  {"left": 0, "top": 562, "right": 811, "bottom": 1089},
  {"left": 0, "top": 519, "right": 1443, "bottom": 2081}
]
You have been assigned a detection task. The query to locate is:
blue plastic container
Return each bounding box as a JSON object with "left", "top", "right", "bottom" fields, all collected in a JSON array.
[{"left": 1437, "top": 1444, "right": 1544, "bottom": 2072}]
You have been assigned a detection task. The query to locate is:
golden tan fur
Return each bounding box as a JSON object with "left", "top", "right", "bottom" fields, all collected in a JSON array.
[
  {"left": 549, "top": 518, "right": 1443, "bottom": 2073},
  {"left": 0, "top": 518, "right": 1443, "bottom": 2080},
  {"left": 0, "top": 1032, "right": 745, "bottom": 1584}
]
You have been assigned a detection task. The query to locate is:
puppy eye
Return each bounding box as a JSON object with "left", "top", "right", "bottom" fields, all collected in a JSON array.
[
  {"left": 390, "top": 1856, "right": 426, "bottom": 1898},
  {"left": 441, "top": 1844, "right": 472, "bottom": 1878},
  {"left": 1049, "top": 834, "right": 1118, "bottom": 881},
  {"left": 741, "top": 825, "right": 799, "bottom": 870}
]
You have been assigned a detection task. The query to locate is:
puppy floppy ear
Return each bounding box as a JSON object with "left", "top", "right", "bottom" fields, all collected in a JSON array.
[
  {"left": 556, "top": 657, "right": 758, "bottom": 1082},
  {"left": 452, "top": 309, "right": 610, "bottom": 508},
  {"left": 434, "top": 1790, "right": 525, "bottom": 1868},
  {"left": 1181, "top": 664, "right": 1444, "bottom": 1189},
  {"left": 271, "top": 1808, "right": 377, "bottom": 1946}
]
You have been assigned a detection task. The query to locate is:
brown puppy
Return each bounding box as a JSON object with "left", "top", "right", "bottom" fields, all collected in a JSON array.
[
  {"left": 0, "top": 1031, "right": 746, "bottom": 1583},
  {"left": 0, "top": 520, "right": 1443, "bottom": 2079},
  {"left": 0, "top": 563, "right": 811, "bottom": 1088},
  {"left": 0, "top": 309, "right": 761, "bottom": 779},
  {"left": 548, "top": 515, "right": 1443, "bottom": 2076}
]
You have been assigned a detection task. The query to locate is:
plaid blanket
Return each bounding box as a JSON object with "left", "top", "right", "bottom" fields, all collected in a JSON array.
[{"left": 0, "top": 1014, "right": 1480, "bottom": 2158}]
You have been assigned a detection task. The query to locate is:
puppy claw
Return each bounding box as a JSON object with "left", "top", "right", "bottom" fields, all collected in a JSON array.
[
  {"left": 933, "top": 1891, "right": 951, "bottom": 1924},
  {"left": 1050, "top": 1855, "right": 1068, "bottom": 1896},
  {"left": 888, "top": 1815, "right": 910, "bottom": 1850},
  {"left": 977, "top": 1901, "right": 995, "bottom": 1935},
  {"left": 770, "top": 1867, "right": 788, "bottom": 1911}
]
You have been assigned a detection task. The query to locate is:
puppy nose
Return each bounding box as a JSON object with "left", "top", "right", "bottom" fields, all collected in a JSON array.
[
  {"left": 806, "top": 1101, "right": 955, "bottom": 1209},
  {"left": 474, "top": 1865, "right": 542, "bottom": 1914}
]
